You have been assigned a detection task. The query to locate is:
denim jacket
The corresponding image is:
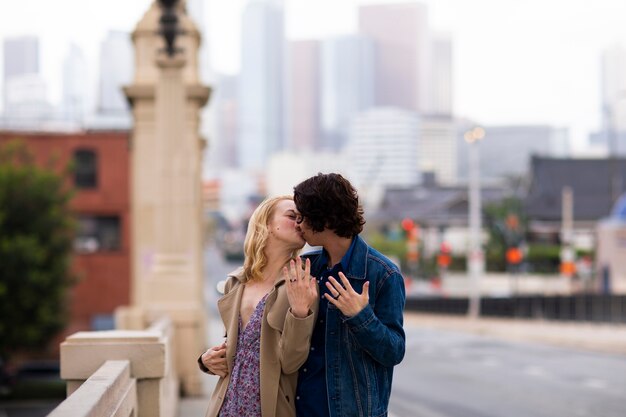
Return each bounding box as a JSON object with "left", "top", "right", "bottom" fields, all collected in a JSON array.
[{"left": 303, "top": 235, "right": 406, "bottom": 417}]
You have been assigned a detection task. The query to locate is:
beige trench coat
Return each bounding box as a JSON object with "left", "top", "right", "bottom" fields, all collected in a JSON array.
[{"left": 200, "top": 268, "right": 317, "bottom": 417}]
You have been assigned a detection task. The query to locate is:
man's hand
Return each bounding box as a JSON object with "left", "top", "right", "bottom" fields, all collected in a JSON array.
[{"left": 324, "top": 272, "right": 369, "bottom": 317}]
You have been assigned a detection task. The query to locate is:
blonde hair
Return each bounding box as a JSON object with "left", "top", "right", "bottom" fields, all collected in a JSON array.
[{"left": 242, "top": 195, "right": 300, "bottom": 282}]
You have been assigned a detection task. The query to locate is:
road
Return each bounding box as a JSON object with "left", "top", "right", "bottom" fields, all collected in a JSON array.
[{"left": 390, "top": 327, "right": 626, "bottom": 417}]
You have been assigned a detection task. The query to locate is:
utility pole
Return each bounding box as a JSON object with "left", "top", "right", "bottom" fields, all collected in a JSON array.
[{"left": 465, "top": 127, "right": 485, "bottom": 319}]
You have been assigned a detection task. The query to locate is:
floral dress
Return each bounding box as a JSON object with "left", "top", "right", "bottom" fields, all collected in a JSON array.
[{"left": 219, "top": 294, "right": 268, "bottom": 417}]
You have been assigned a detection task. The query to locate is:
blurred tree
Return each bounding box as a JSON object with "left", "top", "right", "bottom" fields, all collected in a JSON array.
[
  {"left": 0, "top": 140, "right": 75, "bottom": 364},
  {"left": 484, "top": 197, "right": 527, "bottom": 272}
]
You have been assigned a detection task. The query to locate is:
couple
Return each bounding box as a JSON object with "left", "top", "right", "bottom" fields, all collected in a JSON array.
[{"left": 198, "top": 173, "right": 406, "bottom": 417}]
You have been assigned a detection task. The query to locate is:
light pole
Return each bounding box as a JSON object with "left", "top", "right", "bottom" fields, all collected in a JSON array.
[{"left": 465, "top": 126, "right": 485, "bottom": 319}]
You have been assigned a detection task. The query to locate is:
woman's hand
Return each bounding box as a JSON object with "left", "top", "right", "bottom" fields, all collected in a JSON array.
[
  {"left": 201, "top": 341, "right": 228, "bottom": 377},
  {"left": 284, "top": 258, "right": 317, "bottom": 318}
]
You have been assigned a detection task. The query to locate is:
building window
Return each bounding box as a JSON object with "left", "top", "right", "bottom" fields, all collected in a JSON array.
[
  {"left": 74, "top": 215, "right": 121, "bottom": 253},
  {"left": 74, "top": 149, "right": 98, "bottom": 189}
]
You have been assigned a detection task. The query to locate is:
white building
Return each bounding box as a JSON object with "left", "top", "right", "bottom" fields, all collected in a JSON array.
[
  {"left": 238, "top": 0, "right": 285, "bottom": 170},
  {"left": 429, "top": 33, "right": 453, "bottom": 116},
  {"left": 1, "top": 36, "right": 54, "bottom": 127},
  {"left": 97, "top": 31, "right": 133, "bottom": 116},
  {"left": 347, "top": 107, "right": 421, "bottom": 190},
  {"left": 419, "top": 116, "right": 457, "bottom": 184},
  {"left": 62, "top": 43, "right": 88, "bottom": 124},
  {"left": 3, "top": 36, "right": 39, "bottom": 113},
  {"left": 599, "top": 44, "right": 626, "bottom": 155},
  {"left": 320, "top": 34, "right": 374, "bottom": 151}
]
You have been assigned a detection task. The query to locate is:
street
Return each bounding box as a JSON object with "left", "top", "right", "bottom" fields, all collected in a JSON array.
[{"left": 390, "top": 327, "right": 626, "bottom": 417}]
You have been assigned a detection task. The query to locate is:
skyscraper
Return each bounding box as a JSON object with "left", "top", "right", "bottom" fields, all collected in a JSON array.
[
  {"left": 320, "top": 34, "right": 374, "bottom": 151},
  {"left": 358, "top": 2, "right": 430, "bottom": 113},
  {"left": 600, "top": 44, "right": 626, "bottom": 154},
  {"left": 62, "top": 43, "right": 88, "bottom": 124},
  {"left": 238, "top": 0, "right": 285, "bottom": 170},
  {"left": 97, "top": 31, "right": 133, "bottom": 115},
  {"left": 420, "top": 116, "right": 457, "bottom": 184},
  {"left": 2, "top": 36, "right": 51, "bottom": 125},
  {"left": 347, "top": 107, "right": 421, "bottom": 189},
  {"left": 3, "top": 36, "right": 39, "bottom": 105},
  {"left": 205, "top": 74, "right": 239, "bottom": 177},
  {"left": 286, "top": 39, "right": 320, "bottom": 152},
  {"left": 430, "top": 33, "right": 453, "bottom": 116}
]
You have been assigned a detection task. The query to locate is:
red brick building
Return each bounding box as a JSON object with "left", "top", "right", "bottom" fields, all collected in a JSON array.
[{"left": 0, "top": 130, "right": 131, "bottom": 340}]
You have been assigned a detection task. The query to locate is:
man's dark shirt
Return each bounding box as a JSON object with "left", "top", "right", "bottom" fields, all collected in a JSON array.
[{"left": 295, "top": 238, "right": 356, "bottom": 417}]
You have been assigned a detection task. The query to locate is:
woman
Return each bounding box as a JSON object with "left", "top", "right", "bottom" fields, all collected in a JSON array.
[{"left": 198, "top": 196, "right": 318, "bottom": 417}]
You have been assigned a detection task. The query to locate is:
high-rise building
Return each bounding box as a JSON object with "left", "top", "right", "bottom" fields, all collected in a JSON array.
[
  {"left": 3, "top": 74, "right": 52, "bottom": 126},
  {"left": 430, "top": 33, "right": 453, "bottom": 116},
  {"left": 358, "top": 2, "right": 430, "bottom": 113},
  {"left": 600, "top": 44, "right": 626, "bottom": 154},
  {"left": 62, "top": 43, "right": 88, "bottom": 124},
  {"left": 2, "top": 36, "right": 50, "bottom": 125},
  {"left": 238, "top": 0, "right": 285, "bottom": 170},
  {"left": 205, "top": 74, "right": 239, "bottom": 177},
  {"left": 347, "top": 107, "right": 421, "bottom": 189},
  {"left": 187, "top": 0, "right": 212, "bottom": 82},
  {"left": 286, "top": 39, "right": 320, "bottom": 152},
  {"left": 3, "top": 36, "right": 39, "bottom": 109},
  {"left": 97, "top": 31, "right": 133, "bottom": 115},
  {"left": 320, "top": 34, "right": 374, "bottom": 151},
  {"left": 419, "top": 116, "right": 457, "bottom": 184}
]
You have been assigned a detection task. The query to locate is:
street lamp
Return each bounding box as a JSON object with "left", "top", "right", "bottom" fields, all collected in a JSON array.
[{"left": 464, "top": 126, "right": 485, "bottom": 319}]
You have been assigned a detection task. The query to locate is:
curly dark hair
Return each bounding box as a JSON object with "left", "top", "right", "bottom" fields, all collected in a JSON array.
[{"left": 293, "top": 173, "right": 365, "bottom": 238}]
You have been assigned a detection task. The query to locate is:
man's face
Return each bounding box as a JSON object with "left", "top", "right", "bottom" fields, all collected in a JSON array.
[{"left": 295, "top": 214, "right": 321, "bottom": 247}]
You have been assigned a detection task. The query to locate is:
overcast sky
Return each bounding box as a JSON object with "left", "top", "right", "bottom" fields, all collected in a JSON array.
[{"left": 1, "top": 0, "right": 626, "bottom": 152}]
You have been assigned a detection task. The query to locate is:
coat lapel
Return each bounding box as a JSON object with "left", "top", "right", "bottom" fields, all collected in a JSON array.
[{"left": 217, "top": 282, "right": 244, "bottom": 372}]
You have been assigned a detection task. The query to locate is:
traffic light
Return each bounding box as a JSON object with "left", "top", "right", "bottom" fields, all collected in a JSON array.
[
  {"left": 506, "top": 247, "right": 523, "bottom": 265},
  {"left": 401, "top": 218, "right": 415, "bottom": 233},
  {"left": 437, "top": 242, "right": 452, "bottom": 268}
]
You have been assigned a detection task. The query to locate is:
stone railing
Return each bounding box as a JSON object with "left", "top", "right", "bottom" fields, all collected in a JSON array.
[{"left": 47, "top": 316, "right": 178, "bottom": 417}]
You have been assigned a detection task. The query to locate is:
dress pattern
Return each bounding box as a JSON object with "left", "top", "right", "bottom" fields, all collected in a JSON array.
[{"left": 218, "top": 293, "right": 268, "bottom": 417}]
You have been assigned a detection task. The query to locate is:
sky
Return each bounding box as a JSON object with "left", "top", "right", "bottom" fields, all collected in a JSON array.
[{"left": 1, "top": 0, "right": 626, "bottom": 152}]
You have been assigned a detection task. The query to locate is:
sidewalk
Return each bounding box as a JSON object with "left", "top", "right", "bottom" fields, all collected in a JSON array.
[
  {"left": 405, "top": 312, "right": 626, "bottom": 356},
  {"left": 179, "top": 313, "right": 626, "bottom": 416}
]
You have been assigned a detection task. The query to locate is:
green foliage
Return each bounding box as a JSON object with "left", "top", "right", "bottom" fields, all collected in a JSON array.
[
  {"left": 368, "top": 232, "right": 407, "bottom": 266},
  {"left": 484, "top": 197, "right": 527, "bottom": 272},
  {"left": 0, "top": 140, "right": 75, "bottom": 361},
  {"left": 525, "top": 244, "right": 561, "bottom": 273}
]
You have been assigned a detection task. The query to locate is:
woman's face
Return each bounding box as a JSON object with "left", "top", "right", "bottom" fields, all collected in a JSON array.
[{"left": 268, "top": 199, "right": 306, "bottom": 249}]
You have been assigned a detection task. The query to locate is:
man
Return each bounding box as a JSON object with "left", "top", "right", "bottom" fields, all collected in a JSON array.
[{"left": 293, "top": 173, "right": 406, "bottom": 417}]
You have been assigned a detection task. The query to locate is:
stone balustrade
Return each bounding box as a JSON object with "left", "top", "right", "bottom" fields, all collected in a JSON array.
[
  {"left": 47, "top": 316, "right": 179, "bottom": 417},
  {"left": 48, "top": 360, "right": 136, "bottom": 417}
]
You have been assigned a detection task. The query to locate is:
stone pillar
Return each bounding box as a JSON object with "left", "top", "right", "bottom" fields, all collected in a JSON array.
[{"left": 123, "top": 0, "right": 210, "bottom": 396}]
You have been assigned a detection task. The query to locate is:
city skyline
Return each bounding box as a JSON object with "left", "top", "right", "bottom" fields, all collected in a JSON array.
[{"left": 1, "top": 0, "right": 626, "bottom": 151}]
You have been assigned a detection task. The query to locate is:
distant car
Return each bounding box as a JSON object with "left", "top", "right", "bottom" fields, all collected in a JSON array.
[{"left": 221, "top": 229, "right": 245, "bottom": 261}]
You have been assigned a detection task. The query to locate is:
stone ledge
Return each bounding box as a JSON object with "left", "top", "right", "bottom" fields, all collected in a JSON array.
[{"left": 61, "top": 338, "right": 167, "bottom": 379}]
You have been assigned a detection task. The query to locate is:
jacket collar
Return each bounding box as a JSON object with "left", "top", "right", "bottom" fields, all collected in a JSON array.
[
  {"left": 305, "top": 235, "right": 369, "bottom": 281},
  {"left": 344, "top": 235, "right": 368, "bottom": 280}
]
